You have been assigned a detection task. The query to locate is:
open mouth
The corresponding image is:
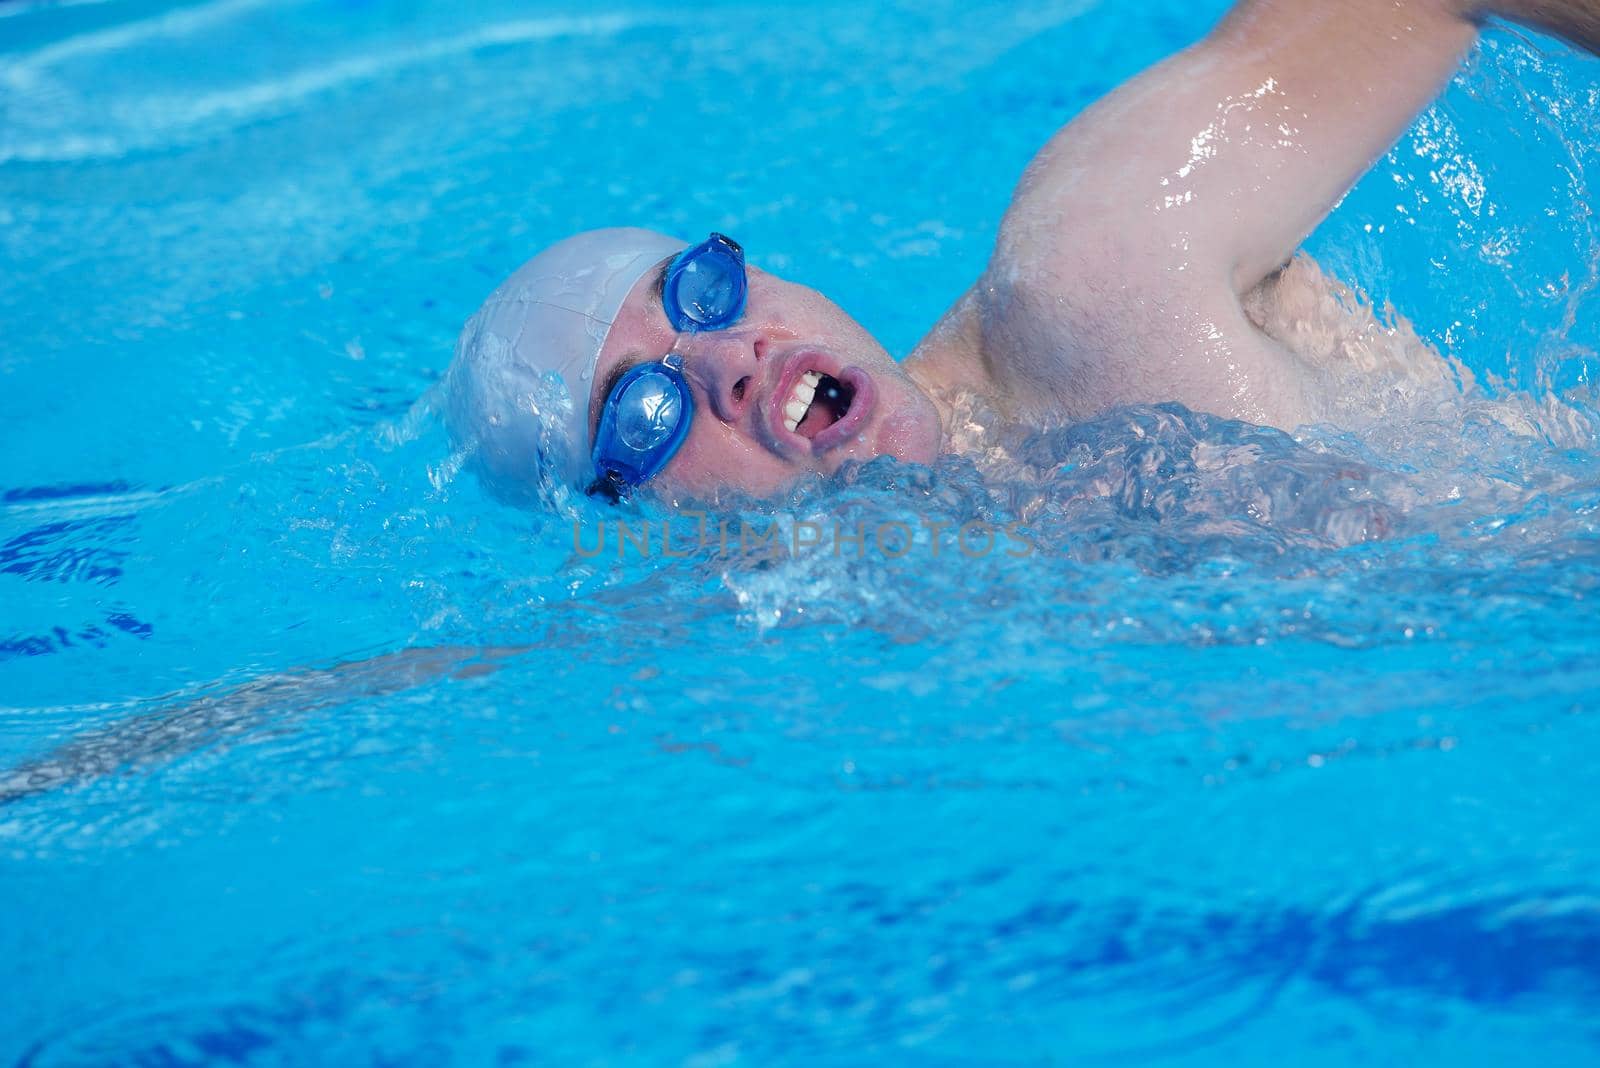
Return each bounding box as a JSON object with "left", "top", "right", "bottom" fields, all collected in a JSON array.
[{"left": 782, "top": 370, "right": 856, "bottom": 440}]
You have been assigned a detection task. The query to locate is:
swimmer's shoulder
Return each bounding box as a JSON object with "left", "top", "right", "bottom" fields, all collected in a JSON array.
[{"left": 919, "top": 0, "right": 1481, "bottom": 430}]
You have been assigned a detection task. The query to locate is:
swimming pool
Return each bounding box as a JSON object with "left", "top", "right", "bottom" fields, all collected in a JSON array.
[{"left": 2, "top": 0, "right": 1598, "bottom": 1063}]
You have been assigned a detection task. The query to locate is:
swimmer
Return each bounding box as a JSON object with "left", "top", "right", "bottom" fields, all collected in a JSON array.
[{"left": 447, "top": 0, "right": 1600, "bottom": 505}]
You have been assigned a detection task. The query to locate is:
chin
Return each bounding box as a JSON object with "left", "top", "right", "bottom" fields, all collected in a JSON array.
[{"left": 871, "top": 394, "right": 944, "bottom": 466}]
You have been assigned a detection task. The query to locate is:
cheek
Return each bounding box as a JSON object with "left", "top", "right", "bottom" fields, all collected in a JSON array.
[{"left": 658, "top": 419, "right": 795, "bottom": 498}]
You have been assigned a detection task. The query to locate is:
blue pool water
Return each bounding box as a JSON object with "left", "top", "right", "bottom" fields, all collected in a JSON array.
[{"left": 3, "top": 0, "right": 1599, "bottom": 1063}]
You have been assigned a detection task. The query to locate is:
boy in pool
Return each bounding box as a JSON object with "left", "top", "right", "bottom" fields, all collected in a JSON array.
[{"left": 447, "top": 0, "right": 1600, "bottom": 505}]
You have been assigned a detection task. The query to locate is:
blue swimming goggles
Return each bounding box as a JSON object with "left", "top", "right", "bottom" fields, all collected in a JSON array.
[{"left": 588, "top": 233, "right": 748, "bottom": 501}]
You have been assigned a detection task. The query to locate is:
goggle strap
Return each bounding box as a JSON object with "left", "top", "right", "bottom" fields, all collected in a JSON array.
[{"left": 586, "top": 469, "right": 628, "bottom": 504}]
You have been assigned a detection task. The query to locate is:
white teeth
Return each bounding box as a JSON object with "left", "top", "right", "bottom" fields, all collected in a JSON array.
[{"left": 782, "top": 370, "right": 825, "bottom": 433}]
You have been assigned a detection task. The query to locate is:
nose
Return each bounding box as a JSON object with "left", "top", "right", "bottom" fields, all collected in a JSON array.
[{"left": 678, "top": 330, "right": 763, "bottom": 424}]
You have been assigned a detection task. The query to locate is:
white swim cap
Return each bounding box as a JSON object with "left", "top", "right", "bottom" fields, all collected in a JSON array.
[{"left": 446, "top": 227, "right": 688, "bottom": 497}]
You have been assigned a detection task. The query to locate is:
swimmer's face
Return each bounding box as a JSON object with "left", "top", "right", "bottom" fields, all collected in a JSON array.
[{"left": 589, "top": 258, "right": 944, "bottom": 500}]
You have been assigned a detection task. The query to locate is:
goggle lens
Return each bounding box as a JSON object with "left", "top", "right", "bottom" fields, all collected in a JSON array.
[
  {"left": 615, "top": 370, "right": 685, "bottom": 450},
  {"left": 590, "top": 355, "right": 695, "bottom": 498},
  {"left": 589, "top": 234, "right": 747, "bottom": 499},
  {"left": 663, "top": 234, "right": 746, "bottom": 331}
]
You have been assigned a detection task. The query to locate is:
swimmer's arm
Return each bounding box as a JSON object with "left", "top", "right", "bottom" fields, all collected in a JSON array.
[
  {"left": 0, "top": 645, "right": 527, "bottom": 806},
  {"left": 997, "top": 0, "right": 1599, "bottom": 304},
  {"left": 993, "top": 0, "right": 1477, "bottom": 299},
  {"left": 929, "top": 0, "right": 1600, "bottom": 426},
  {"left": 1193, "top": 0, "right": 1600, "bottom": 287}
]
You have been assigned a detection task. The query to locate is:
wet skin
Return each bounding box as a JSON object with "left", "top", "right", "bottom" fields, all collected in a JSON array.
[
  {"left": 589, "top": 258, "right": 943, "bottom": 500},
  {"left": 591, "top": 0, "right": 1600, "bottom": 499}
]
